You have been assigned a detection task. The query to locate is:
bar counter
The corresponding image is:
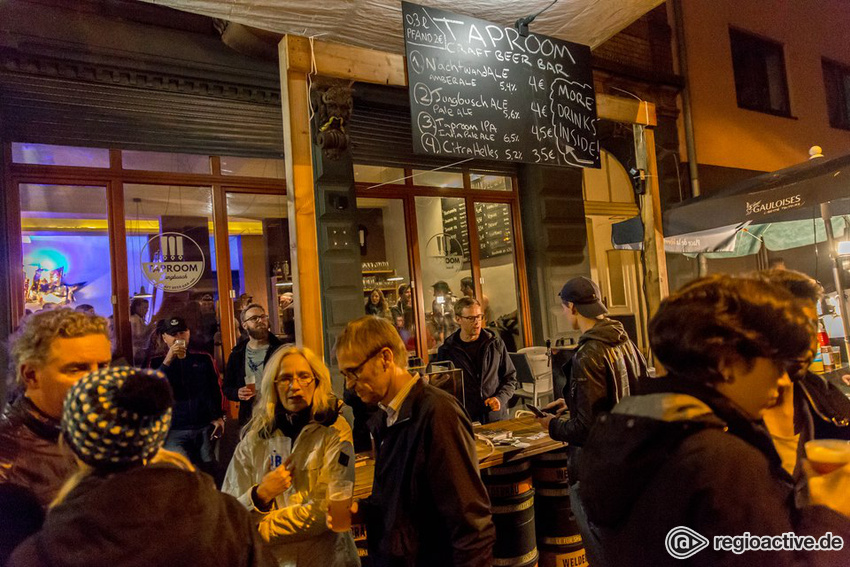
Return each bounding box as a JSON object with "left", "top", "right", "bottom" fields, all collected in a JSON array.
[{"left": 354, "top": 415, "right": 564, "bottom": 499}]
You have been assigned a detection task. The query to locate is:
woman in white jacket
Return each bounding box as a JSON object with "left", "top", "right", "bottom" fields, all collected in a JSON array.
[{"left": 223, "top": 347, "right": 359, "bottom": 567}]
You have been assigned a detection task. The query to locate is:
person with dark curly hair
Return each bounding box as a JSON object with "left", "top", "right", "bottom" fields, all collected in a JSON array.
[{"left": 576, "top": 275, "right": 850, "bottom": 566}]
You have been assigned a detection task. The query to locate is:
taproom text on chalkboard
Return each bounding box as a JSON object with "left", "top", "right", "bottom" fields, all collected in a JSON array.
[{"left": 402, "top": 1, "right": 600, "bottom": 169}]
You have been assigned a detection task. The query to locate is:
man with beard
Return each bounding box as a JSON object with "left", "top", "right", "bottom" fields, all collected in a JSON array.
[{"left": 223, "top": 304, "right": 285, "bottom": 427}]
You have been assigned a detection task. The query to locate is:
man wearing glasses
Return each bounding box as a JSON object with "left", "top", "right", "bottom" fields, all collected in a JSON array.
[
  {"left": 436, "top": 297, "right": 517, "bottom": 423},
  {"left": 334, "top": 316, "right": 495, "bottom": 567},
  {"left": 223, "top": 303, "right": 286, "bottom": 427}
]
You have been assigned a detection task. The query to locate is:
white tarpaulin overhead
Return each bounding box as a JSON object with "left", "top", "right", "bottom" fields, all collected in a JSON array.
[{"left": 139, "top": 0, "right": 664, "bottom": 52}]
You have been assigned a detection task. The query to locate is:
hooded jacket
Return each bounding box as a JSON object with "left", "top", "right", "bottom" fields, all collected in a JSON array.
[
  {"left": 548, "top": 317, "right": 647, "bottom": 479},
  {"left": 361, "top": 379, "right": 495, "bottom": 567},
  {"left": 0, "top": 397, "right": 77, "bottom": 508},
  {"left": 221, "top": 399, "right": 359, "bottom": 567},
  {"left": 223, "top": 334, "right": 286, "bottom": 426},
  {"left": 8, "top": 463, "right": 272, "bottom": 567},
  {"left": 436, "top": 328, "right": 517, "bottom": 422},
  {"left": 577, "top": 378, "right": 850, "bottom": 567}
]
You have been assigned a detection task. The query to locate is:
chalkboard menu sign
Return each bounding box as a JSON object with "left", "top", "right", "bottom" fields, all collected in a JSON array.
[
  {"left": 441, "top": 199, "right": 470, "bottom": 261},
  {"left": 475, "top": 203, "right": 513, "bottom": 259},
  {"left": 402, "top": 1, "right": 600, "bottom": 169}
]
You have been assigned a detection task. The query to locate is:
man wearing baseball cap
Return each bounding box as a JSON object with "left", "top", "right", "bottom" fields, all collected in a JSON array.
[
  {"left": 536, "top": 276, "right": 647, "bottom": 566},
  {"left": 150, "top": 317, "right": 224, "bottom": 476}
]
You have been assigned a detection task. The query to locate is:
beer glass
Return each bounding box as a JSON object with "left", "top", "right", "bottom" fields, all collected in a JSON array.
[
  {"left": 328, "top": 479, "right": 354, "bottom": 532},
  {"left": 806, "top": 440, "right": 850, "bottom": 474}
]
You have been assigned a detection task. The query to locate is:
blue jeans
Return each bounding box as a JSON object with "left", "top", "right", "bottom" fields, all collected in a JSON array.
[
  {"left": 164, "top": 425, "right": 215, "bottom": 468},
  {"left": 570, "top": 481, "right": 611, "bottom": 567}
]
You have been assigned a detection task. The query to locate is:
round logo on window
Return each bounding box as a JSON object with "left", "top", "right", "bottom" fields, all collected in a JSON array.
[
  {"left": 424, "top": 232, "right": 465, "bottom": 277},
  {"left": 141, "top": 232, "right": 206, "bottom": 293}
]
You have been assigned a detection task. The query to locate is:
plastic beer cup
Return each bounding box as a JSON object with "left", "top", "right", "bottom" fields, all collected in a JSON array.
[
  {"left": 245, "top": 373, "right": 256, "bottom": 396},
  {"left": 805, "top": 440, "right": 850, "bottom": 474},
  {"left": 174, "top": 339, "right": 187, "bottom": 359},
  {"left": 328, "top": 480, "right": 353, "bottom": 532}
]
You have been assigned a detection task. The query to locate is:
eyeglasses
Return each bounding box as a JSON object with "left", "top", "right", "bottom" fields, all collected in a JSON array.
[
  {"left": 780, "top": 357, "right": 810, "bottom": 382},
  {"left": 244, "top": 314, "right": 269, "bottom": 324},
  {"left": 458, "top": 314, "right": 484, "bottom": 323},
  {"left": 274, "top": 372, "right": 316, "bottom": 388},
  {"left": 340, "top": 346, "right": 388, "bottom": 384}
]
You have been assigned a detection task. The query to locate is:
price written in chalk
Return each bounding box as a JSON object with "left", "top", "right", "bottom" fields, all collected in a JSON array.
[{"left": 402, "top": 1, "right": 600, "bottom": 169}]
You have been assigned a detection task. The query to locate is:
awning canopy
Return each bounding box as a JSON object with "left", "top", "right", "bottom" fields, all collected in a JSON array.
[
  {"left": 614, "top": 154, "right": 850, "bottom": 256},
  {"left": 139, "top": 0, "right": 665, "bottom": 53}
]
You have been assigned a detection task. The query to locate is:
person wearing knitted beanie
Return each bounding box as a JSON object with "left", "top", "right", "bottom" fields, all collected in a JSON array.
[{"left": 8, "top": 367, "right": 273, "bottom": 567}]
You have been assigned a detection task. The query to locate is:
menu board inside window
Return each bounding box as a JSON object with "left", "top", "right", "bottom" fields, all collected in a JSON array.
[
  {"left": 402, "top": 1, "right": 600, "bottom": 169},
  {"left": 476, "top": 203, "right": 513, "bottom": 259}
]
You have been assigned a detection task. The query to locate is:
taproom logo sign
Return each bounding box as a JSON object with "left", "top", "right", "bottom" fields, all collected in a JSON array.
[
  {"left": 425, "top": 232, "right": 465, "bottom": 275},
  {"left": 745, "top": 194, "right": 803, "bottom": 216},
  {"left": 141, "top": 232, "right": 205, "bottom": 292}
]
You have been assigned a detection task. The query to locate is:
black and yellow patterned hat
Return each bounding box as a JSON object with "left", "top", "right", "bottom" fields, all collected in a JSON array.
[{"left": 61, "top": 367, "right": 174, "bottom": 470}]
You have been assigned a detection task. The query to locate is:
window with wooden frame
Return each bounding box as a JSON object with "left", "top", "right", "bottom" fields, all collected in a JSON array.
[
  {"left": 4, "top": 142, "right": 286, "bottom": 365},
  {"left": 823, "top": 58, "right": 850, "bottom": 131},
  {"left": 729, "top": 28, "right": 791, "bottom": 117},
  {"left": 354, "top": 165, "right": 531, "bottom": 355}
]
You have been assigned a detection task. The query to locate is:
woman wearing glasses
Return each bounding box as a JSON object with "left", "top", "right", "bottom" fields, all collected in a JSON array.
[
  {"left": 222, "top": 347, "right": 358, "bottom": 567},
  {"left": 575, "top": 275, "right": 850, "bottom": 566}
]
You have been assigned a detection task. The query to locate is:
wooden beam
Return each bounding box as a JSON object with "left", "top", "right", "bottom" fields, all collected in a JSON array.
[
  {"left": 597, "top": 94, "right": 656, "bottom": 127},
  {"left": 284, "top": 37, "right": 656, "bottom": 126},
  {"left": 286, "top": 35, "right": 407, "bottom": 86},
  {"left": 107, "top": 149, "right": 133, "bottom": 364},
  {"left": 211, "top": 181, "right": 236, "bottom": 360},
  {"left": 636, "top": 126, "right": 669, "bottom": 321},
  {"left": 280, "top": 35, "right": 325, "bottom": 357}
]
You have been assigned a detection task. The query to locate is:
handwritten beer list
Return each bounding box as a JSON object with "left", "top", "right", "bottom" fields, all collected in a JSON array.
[{"left": 402, "top": 1, "right": 600, "bottom": 169}]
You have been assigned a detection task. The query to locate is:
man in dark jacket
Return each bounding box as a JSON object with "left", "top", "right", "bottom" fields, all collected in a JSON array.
[
  {"left": 436, "top": 297, "right": 517, "bottom": 423},
  {"left": 335, "top": 316, "right": 495, "bottom": 567},
  {"left": 223, "top": 304, "right": 285, "bottom": 427},
  {"left": 538, "top": 276, "right": 647, "bottom": 567},
  {"left": 151, "top": 317, "right": 224, "bottom": 473},
  {"left": 1, "top": 309, "right": 112, "bottom": 507}
]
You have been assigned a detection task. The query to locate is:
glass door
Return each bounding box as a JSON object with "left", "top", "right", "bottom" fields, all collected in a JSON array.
[
  {"left": 357, "top": 197, "right": 417, "bottom": 355},
  {"left": 225, "top": 192, "right": 293, "bottom": 344},
  {"left": 415, "top": 196, "right": 474, "bottom": 353},
  {"left": 473, "top": 201, "right": 524, "bottom": 350},
  {"left": 123, "top": 184, "right": 220, "bottom": 366}
]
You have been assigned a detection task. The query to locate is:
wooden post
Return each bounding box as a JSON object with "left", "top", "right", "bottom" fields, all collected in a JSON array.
[
  {"left": 279, "top": 35, "right": 324, "bottom": 357},
  {"left": 278, "top": 35, "right": 666, "bottom": 352},
  {"left": 634, "top": 126, "right": 669, "bottom": 320}
]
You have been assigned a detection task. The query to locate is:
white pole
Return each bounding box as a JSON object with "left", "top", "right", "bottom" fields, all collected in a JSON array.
[{"left": 821, "top": 201, "right": 850, "bottom": 366}]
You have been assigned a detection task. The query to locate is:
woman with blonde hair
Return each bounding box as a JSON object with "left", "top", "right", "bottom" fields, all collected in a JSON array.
[
  {"left": 365, "top": 288, "right": 390, "bottom": 319},
  {"left": 223, "top": 347, "right": 358, "bottom": 567}
]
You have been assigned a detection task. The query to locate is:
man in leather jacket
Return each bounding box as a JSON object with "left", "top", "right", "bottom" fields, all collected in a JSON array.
[
  {"left": 539, "top": 277, "right": 648, "bottom": 474},
  {"left": 1, "top": 309, "right": 112, "bottom": 507},
  {"left": 537, "top": 277, "right": 647, "bottom": 567}
]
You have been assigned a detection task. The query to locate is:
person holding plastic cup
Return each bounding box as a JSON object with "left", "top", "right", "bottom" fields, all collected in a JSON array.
[
  {"left": 576, "top": 275, "right": 850, "bottom": 566},
  {"left": 222, "top": 347, "right": 358, "bottom": 567}
]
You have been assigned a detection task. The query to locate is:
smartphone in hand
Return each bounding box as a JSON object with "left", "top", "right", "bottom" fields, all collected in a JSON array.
[{"left": 525, "top": 403, "right": 548, "bottom": 418}]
